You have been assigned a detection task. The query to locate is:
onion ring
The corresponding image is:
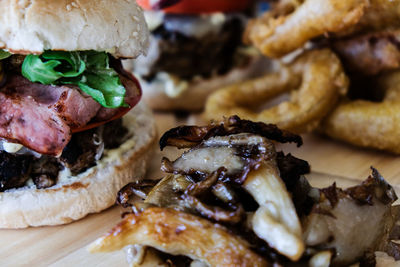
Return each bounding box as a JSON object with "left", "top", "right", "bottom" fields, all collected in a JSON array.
[
  {"left": 88, "top": 207, "right": 268, "bottom": 267},
  {"left": 244, "top": 0, "right": 367, "bottom": 58},
  {"left": 320, "top": 70, "right": 400, "bottom": 154},
  {"left": 204, "top": 49, "right": 348, "bottom": 133},
  {"left": 339, "top": 0, "right": 400, "bottom": 38}
]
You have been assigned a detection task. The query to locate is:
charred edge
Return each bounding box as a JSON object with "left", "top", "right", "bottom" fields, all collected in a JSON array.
[
  {"left": 160, "top": 157, "right": 175, "bottom": 173},
  {"left": 226, "top": 116, "right": 303, "bottom": 146},
  {"left": 276, "top": 152, "right": 311, "bottom": 190},
  {"left": 159, "top": 116, "right": 302, "bottom": 150},
  {"left": 162, "top": 136, "right": 277, "bottom": 186},
  {"left": 184, "top": 168, "right": 226, "bottom": 196},
  {"left": 116, "top": 180, "right": 160, "bottom": 208},
  {"left": 345, "top": 167, "right": 398, "bottom": 206},
  {"left": 182, "top": 194, "right": 245, "bottom": 224},
  {"left": 159, "top": 125, "right": 212, "bottom": 150},
  {"left": 175, "top": 168, "right": 246, "bottom": 224},
  {"left": 320, "top": 182, "right": 339, "bottom": 208}
]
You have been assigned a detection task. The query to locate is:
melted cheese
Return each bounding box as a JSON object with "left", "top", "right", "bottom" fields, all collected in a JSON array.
[
  {"left": 58, "top": 114, "right": 137, "bottom": 184},
  {"left": 3, "top": 142, "right": 23, "bottom": 153}
]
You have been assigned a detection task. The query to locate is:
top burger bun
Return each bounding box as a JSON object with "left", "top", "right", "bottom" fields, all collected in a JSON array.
[{"left": 0, "top": 0, "right": 148, "bottom": 58}]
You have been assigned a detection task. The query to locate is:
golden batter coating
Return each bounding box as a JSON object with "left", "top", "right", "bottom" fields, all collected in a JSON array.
[
  {"left": 204, "top": 49, "right": 348, "bottom": 133},
  {"left": 245, "top": 0, "right": 400, "bottom": 58},
  {"left": 244, "top": 0, "right": 367, "bottom": 58},
  {"left": 321, "top": 70, "right": 400, "bottom": 154}
]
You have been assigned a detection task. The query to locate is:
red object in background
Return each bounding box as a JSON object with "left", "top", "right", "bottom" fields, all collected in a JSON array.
[{"left": 137, "top": 0, "right": 252, "bottom": 14}]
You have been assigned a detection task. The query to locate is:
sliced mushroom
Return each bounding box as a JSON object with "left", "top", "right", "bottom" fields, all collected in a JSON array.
[
  {"left": 88, "top": 207, "right": 268, "bottom": 267},
  {"left": 145, "top": 170, "right": 245, "bottom": 225},
  {"left": 303, "top": 168, "right": 398, "bottom": 266},
  {"left": 90, "top": 115, "right": 400, "bottom": 265},
  {"left": 182, "top": 194, "right": 244, "bottom": 224},
  {"left": 91, "top": 116, "right": 308, "bottom": 265},
  {"left": 161, "top": 133, "right": 275, "bottom": 184},
  {"left": 144, "top": 174, "right": 191, "bottom": 211},
  {"left": 309, "top": 251, "right": 332, "bottom": 267},
  {"left": 211, "top": 182, "right": 237, "bottom": 203},
  {"left": 244, "top": 160, "right": 304, "bottom": 261},
  {"left": 159, "top": 132, "right": 305, "bottom": 259},
  {"left": 117, "top": 180, "right": 160, "bottom": 207},
  {"left": 165, "top": 146, "right": 245, "bottom": 176},
  {"left": 159, "top": 115, "right": 302, "bottom": 151}
]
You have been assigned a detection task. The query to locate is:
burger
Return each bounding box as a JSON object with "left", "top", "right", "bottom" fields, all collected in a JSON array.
[
  {"left": 124, "top": 0, "right": 268, "bottom": 111},
  {"left": 0, "top": 0, "right": 156, "bottom": 228}
]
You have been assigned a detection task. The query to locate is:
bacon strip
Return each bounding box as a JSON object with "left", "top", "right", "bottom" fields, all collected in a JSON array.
[{"left": 0, "top": 74, "right": 140, "bottom": 156}]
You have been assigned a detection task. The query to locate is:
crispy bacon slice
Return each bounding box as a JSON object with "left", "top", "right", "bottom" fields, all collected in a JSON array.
[
  {"left": 0, "top": 72, "right": 141, "bottom": 156},
  {"left": 0, "top": 75, "right": 96, "bottom": 156}
]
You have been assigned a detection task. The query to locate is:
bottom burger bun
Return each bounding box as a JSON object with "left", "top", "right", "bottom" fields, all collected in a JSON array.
[
  {"left": 140, "top": 56, "right": 269, "bottom": 111},
  {"left": 0, "top": 102, "right": 157, "bottom": 228}
]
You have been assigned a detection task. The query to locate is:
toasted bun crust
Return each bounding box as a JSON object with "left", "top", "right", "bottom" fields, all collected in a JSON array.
[
  {"left": 0, "top": 0, "right": 149, "bottom": 58},
  {"left": 140, "top": 56, "right": 270, "bottom": 111},
  {"left": 0, "top": 102, "right": 157, "bottom": 228}
]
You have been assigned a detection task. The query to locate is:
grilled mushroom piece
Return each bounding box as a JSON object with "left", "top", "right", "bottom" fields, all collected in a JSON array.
[
  {"left": 91, "top": 117, "right": 400, "bottom": 266},
  {"left": 159, "top": 115, "right": 302, "bottom": 150},
  {"left": 161, "top": 133, "right": 276, "bottom": 184},
  {"left": 156, "top": 128, "right": 306, "bottom": 260},
  {"left": 303, "top": 167, "right": 399, "bottom": 266},
  {"left": 116, "top": 180, "right": 160, "bottom": 208},
  {"left": 88, "top": 207, "right": 269, "bottom": 267},
  {"left": 93, "top": 117, "right": 307, "bottom": 265}
]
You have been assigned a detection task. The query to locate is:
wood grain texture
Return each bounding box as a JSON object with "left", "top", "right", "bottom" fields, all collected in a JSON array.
[{"left": 1, "top": 112, "right": 400, "bottom": 266}]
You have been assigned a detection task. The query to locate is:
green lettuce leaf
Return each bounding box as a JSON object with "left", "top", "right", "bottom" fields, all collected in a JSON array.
[
  {"left": 21, "top": 51, "right": 126, "bottom": 108},
  {"left": 79, "top": 51, "right": 127, "bottom": 108},
  {"left": 0, "top": 50, "right": 11, "bottom": 60}
]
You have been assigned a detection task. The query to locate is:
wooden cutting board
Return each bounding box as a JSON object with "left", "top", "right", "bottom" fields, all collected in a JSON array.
[{"left": 1, "top": 112, "right": 400, "bottom": 266}]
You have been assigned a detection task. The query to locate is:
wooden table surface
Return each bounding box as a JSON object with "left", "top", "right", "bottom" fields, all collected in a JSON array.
[{"left": 1, "top": 112, "right": 400, "bottom": 266}]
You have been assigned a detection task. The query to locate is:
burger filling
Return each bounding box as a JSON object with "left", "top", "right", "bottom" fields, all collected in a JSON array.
[
  {"left": 0, "top": 119, "right": 130, "bottom": 191},
  {"left": 0, "top": 51, "right": 141, "bottom": 191},
  {"left": 129, "top": 11, "right": 256, "bottom": 97}
]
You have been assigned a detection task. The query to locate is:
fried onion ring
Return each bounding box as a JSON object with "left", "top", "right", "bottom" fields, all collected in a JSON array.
[
  {"left": 204, "top": 49, "right": 348, "bottom": 133},
  {"left": 320, "top": 70, "right": 400, "bottom": 154},
  {"left": 88, "top": 207, "right": 268, "bottom": 267},
  {"left": 339, "top": 0, "right": 400, "bottom": 38},
  {"left": 245, "top": 0, "right": 400, "bottom": 58},
  {"left": 244, "top": 0, "right": 367, "bottom": 58}
]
